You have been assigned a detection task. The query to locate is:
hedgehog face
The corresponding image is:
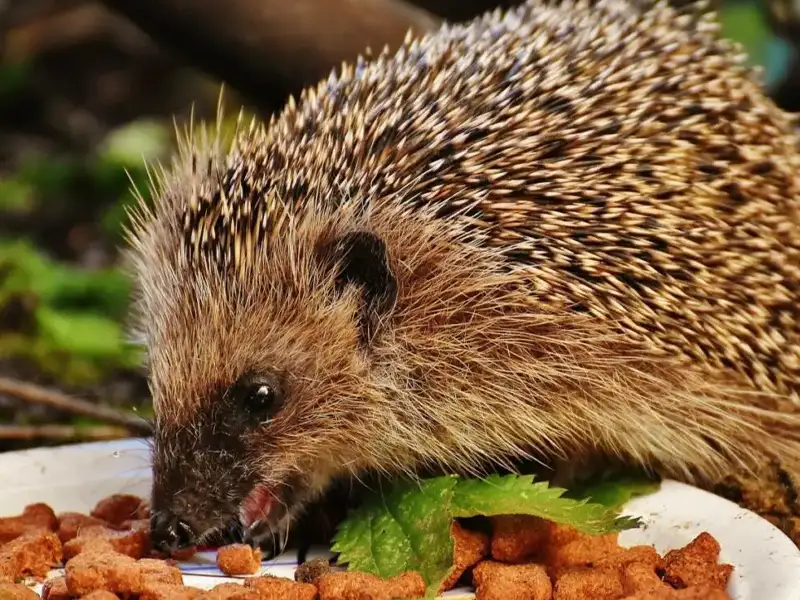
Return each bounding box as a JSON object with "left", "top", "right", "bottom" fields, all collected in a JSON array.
[
  {"left": 146, "top": 229, "right": 400, "bottom": 555},
  {"left": 148, "top": 371, "right": 284, "bottom": 553}
]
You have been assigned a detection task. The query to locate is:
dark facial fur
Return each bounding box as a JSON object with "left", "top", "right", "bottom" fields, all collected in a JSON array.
[
  {"left": 127, "top": 0, "right": 800, "bottom": 553},
  {"left": 148, "top": 372, "right": 285, "bottom": 550}
]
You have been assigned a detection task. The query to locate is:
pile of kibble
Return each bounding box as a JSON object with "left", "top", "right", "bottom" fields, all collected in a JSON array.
[{"left": 0, "top": 494, "right": 734, "bottom": 599}]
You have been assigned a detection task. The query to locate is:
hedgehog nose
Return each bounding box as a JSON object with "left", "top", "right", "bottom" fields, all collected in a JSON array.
[{"left": 150, "top": 511, "right": 196, "bottom": 553}]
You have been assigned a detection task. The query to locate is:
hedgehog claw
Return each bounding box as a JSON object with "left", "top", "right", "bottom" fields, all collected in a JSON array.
[
  {"left": 243, "top": 519, "right": 278, "bottom": 556},
  {"left": 222, "top": 519, "right": 245, "bottom": 544}
]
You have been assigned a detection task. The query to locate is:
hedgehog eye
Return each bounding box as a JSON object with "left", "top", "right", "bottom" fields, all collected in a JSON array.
[
  {"left": 247, "top": 384, "right": 276, "bottom": 415},
  {"left": 232, "top": 372, "right": 284, "bottom": 424}
]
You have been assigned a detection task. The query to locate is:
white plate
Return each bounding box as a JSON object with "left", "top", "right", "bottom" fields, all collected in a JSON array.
[{"left": 1, "top": 438, "right": 799, "bottom": 599}]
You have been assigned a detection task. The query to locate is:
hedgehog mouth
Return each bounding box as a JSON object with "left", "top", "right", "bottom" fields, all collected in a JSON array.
[
  {"left": 235, "top": 483, "right": 293, "bottom": 555},
  {"left": 240, "top": 483, "right": 283, "bottom": 528}
]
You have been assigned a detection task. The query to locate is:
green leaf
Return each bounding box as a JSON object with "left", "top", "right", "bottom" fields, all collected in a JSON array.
[
  {"left": 565, "top": 476, "right": 660, "bottom": 511},
  {"left": 0, "top": 238, "right": 140, "bottom": 384},
  {"left": 333, "top": 474, "right": 650, "bottom": 597},
  {"left": 719, "top": 1, "right": 771, "bottom": 69},
  {"left": 0, "top": 62, "right": 31, "bottom": 104},
  {"left": 0, "top": 177, "right": 35, "bottom": 213},
  {"left": 0, "top": 238, "right": 131, "bottom": 319},
  {"left": 16, "top": 155, "right": 81, "bottom": 199},
  {"left": 36, "top": 307, "right": 128, "bottom": 360},
  {"left": 98, "top": 120, "right": 170, "bottom": 168},
  {"left": 451, "top": 474, "right": 641, "bottom": 534},
  {"left": 333, "top": 476, "right": 458, "bottom": 585}
]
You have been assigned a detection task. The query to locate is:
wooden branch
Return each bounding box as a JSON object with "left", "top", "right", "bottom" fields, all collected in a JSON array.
[
  {"left": 3, "top": 3, "right": 155, "bottom": 63},
  {"left": 96, "top": 0, "right": 441, "bottom": 113},
  {"left": 0, "top": 424, "right": 131, "bottom": 441},
  {"left": 0, "top": 377, "right": 152, "bottom": 435},
  {"left": 409, "top": 0, "right": 522, "bottom": 23}
]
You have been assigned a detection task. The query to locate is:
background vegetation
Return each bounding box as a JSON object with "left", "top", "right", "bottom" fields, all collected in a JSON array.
[{"left": 0, "top": 0, "right": 797, "bottom": 452}]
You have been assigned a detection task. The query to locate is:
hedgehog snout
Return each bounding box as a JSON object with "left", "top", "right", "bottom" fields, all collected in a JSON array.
[{"left": 150, "top": 509, "right": 197, "bottom": 553}]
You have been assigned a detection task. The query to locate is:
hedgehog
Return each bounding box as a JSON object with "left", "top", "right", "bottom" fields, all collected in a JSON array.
[{"left": 125, "top": 0, "right": 800, "bottom": 555}]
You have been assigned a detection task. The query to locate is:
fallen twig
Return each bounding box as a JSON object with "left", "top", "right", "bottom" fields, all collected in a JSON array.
[
  {"left": 3, "top": 2, "right": 155, "bottom": 63},
  {"left": 97, "top": 0, "right": 441, "bottom": 112},
  {"left": 0, "top": 377, "right": 152, "bottom": 435},
  {"left": 0, "top": 424, "right": 132, "bottom": 441}
]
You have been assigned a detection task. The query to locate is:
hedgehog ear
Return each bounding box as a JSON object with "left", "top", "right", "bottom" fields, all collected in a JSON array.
[{"left": 326, "top": 231, "right": 398, "bottom": 344}]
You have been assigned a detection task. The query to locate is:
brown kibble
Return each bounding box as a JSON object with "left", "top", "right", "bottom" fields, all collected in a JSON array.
[
  {"left": 662, "top": 533, "right": 733, "bottom": 590},
  {"left": 140, "top": 583, "right": 204, "bottom": 600},
  {"left": 81, "top": 591, "right": 119, "bottom": 600},
  {"left": 294, "top": 558, "right": 331, "bottom": 584},
  {"left": 40, "top": 577, "right": 70, "bottom": 600},
  {"left": 64, "top": 549, "right": 143, "bottom": 596},
  {"left": 0, "top": 505, "right": 58, "bottom": 545},
  {"left": 440, "top": 521, "right": 489, "bottom": 592},
  {"left": 543, "top": 532, "right": 620, "bottom": 579},
  {"left": 136, "top": 502, "right": 151, "bottom": 520},
  {"left": 56, "top": 513, "right": 111, "bottom": 544},
  {"left": 0, "top": 531, "right": 62, "bottom": 582},
  {"left": 622, "top": 585, "right": 732, "bottom": 599},
  {"left": 543, "top": 522, "right": 583, "bottom": 548},
  {"left": 244, "top": 575, "right": 318, "bottom": 600},
  {"left": 69, "top": 538, "right": 116, "bottom": 559},
  {"left": 120, "top": 519, "right": 150, "bottom": 533},
  {"left": 595, "top": 545, "right": 663, "bottom": 571},
  {"left": 21, "top": 505, "right": 57, "bottom": 528},
  {"left": 168, "top": 547, "right": 197, "bottom": 561},
  {"left": 317, "top": 570, "right": 426, "bottom": 600},
  {"left": 63, "top": 526, "right": 148, "bottom": 560},
  {"left": 0, "top": 583, "right": 39, "bottom": 600},
  {"left": 216, "top": 544, "right": 262, "bottom": 576},
  {"left": 472, "top": 561, "right": 552, "bottom": 600},
  {"left": 90, "top": 496, "right": 145, "bottom": 527},
  {"left": 200, "top": 583, "right": 260, "bottom": 600},
  {"left": 553, "top": 566, "right": 624, "bottom": 600},
  {"left": 138, "top": 557, "right": 183, "bottom": 585},
  {"left": 490, "top": 515, "right": 548, "bottom": 563},
  {"left": 622, "top": 562, "right": 670, "bottom": 594}
]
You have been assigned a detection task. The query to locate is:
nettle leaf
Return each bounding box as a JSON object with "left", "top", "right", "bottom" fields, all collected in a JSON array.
[
  {"left": 566, "top": 476, "right": 660, "bottom": 511},
  {"left": 451, "top": 474, "right": 641, "bottom": 534},
  {"left": 332, "top": 474, "right": 657, "bottom": 597},
  {"left": 332, "top": 476, "right": 458, "bottom": 584}
]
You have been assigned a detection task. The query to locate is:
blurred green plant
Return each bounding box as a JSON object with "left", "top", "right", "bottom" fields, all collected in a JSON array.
[
  {"left": 0, "top": 238, "right": 140, "bottom": 384},
  {"left": 95, "top": 119, "right": 171, "bottom": 242},
  {"left": 719, "top": 0, "right": 793, "bottom": 89},
  {"left": 0, "top": 62, "right": 30, "bottom": 110},
  {"left": 0, "top": 117, "right": 173, "bottom": 386}
]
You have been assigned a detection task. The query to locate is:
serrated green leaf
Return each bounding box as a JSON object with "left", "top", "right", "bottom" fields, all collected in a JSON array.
[
  {"left": 333, "top": 474, "right": 650, "bottom": 597},
  {"left": 451, "top": 474, "right": 639, "bottom": 534},
  {"left": 332, "top": 476, "right": 458, "bottom": 583},
  {"left": 566, "top": 476, "right": 660, "bottom": 511}
]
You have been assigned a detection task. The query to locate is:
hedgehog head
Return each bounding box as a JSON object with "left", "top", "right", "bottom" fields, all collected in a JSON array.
[{"left": 125, "top": 122, "right": 411, "bottom": 554}]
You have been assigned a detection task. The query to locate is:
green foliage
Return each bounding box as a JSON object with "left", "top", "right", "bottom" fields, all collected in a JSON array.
[
  {"left": 0, "top": 177, "right": 34, "bottom": 213},
  {"left": 95, "top": 121, "right": 168, "bottom": 242},
  {"left": 0, "top": 239, "right": 141, "bottom": 384},
  {"left": 0, "top": 118, "right": 174, "bottom": 386},
  {"left": 98, "top": 120, "right": 171, "bottom": 168},
  {"left": 720, "top": 1, "right": 772, "bottom": 67},
  {"left": 565, "top": 475, "right": 661, "bottom": 510},
  {"left": 0, "top": 62, "right": 30, "bottom": 107},
  {"left": 332, "top": 475, "right": 655, "bottom": 597},
  {"left": 718, "top": 0, "right": 792, "bottom": 89}
]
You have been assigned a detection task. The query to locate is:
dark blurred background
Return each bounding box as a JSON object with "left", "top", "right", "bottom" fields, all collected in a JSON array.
[{"left": 0, "top": 0, "right": 797, "bottom": 452}]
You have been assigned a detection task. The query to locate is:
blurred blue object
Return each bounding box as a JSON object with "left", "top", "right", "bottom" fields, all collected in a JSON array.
[{"left": 764, "top": 36, "right": 794, "bottom": 90}]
